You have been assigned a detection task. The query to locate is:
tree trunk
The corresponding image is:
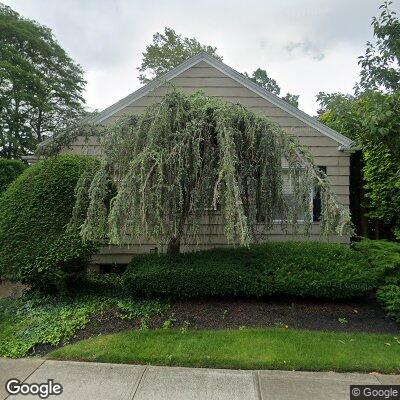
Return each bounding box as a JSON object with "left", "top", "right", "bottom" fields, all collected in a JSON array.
[
  {"left": 167, "top": 236, "right": 181, "bottom": 255},
  {"left": 374, "top": 220, "right": 381, "bottom": 240}
]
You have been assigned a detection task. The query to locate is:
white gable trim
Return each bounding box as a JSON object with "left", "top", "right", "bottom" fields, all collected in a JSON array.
[{"left": 40, "top": 52, "right": 353, "bottom": 150}]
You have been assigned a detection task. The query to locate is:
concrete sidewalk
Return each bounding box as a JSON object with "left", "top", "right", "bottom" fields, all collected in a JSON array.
[{"left": 1, "top": 358, "right": 399, "bottom": 400}]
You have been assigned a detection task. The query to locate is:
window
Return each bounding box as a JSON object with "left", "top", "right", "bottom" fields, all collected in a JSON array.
[
  {"left": 273, "top": 168, "right": 315, "bottom": 223},
  {"left": 312, "top": 166, "right": 327, "bottom": 222}
]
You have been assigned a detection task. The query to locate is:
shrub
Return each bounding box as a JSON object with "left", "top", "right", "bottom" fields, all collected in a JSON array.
[
  {"left": 0, "top": 158, "right": 26, "bottom": 194},
  {"left": 353, "top": 239, "right": 400, "bottom": 285},
  {"left": 123, "top": 242, "right": 383, "bottom": 300},
  {"left": 377, "top": 285, "right": 400, "bottom": 323},
  {"left": 0, "top": 155, "right": 99, "bottom": 291}
]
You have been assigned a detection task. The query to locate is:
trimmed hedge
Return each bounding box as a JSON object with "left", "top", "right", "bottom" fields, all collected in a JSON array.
[
  {"left": 0, "top": 155, "right": 98, "bottom": 291},
  {"left": 0, "top": 158, "right": 26, "bottom": 194},
  {"left": 123, "top": 242, "right": 384, "bottom": 300}
]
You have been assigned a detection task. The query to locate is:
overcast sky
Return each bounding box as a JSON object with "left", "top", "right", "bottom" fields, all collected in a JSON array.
[{"left": 5, "top": 0, "right": 400, "bottom": 115}]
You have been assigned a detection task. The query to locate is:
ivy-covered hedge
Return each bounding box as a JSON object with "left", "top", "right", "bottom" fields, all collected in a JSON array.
[
  {"left": 0, "top": 155, "right": 99, "bottom": 291},
  {"left": 0, "top": 158, "right": 26, "bottom": 194},
  {"left": 123, "top": 242, "right": 384, "bottom": 300}
]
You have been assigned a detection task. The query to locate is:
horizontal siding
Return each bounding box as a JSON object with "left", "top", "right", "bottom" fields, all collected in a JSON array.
[
  {"left": 169, "top": 76, "right": 243, "bottom": 87},
  {"left": 313, "top": 156, "right": 350, "bottom": 166},
  {"left": 336, "top": 194, "right": 350, "bottom": 205},
  {"left": 309, "top": 147, "right": 349, "bottom": 158},
  {"left": 326, "top": 166, "right": 349, "bottom": 176},
  {"left": 328, "top": 175, "right": 349, "bottom": 186},
  {"left": 284, "top": 127, "right": 325, "bottom": 137},
  {"left": 178, "top": 66, "right": 228, "bottom": 78},
  {"left": 299, "top": 136, "right": 344, "bottom": 147}
]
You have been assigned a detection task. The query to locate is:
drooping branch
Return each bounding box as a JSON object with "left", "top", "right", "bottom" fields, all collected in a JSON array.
[{"left": 69, "top": 90, "right": 352, "bottom": 252}]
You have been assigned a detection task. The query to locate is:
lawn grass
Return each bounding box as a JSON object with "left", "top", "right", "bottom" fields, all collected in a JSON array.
[{"left": 50, "top": 328, "right": 400, "bottom": 373}]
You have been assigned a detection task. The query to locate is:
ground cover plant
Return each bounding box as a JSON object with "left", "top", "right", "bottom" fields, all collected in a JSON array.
[
  {"left": 49, "top": 328, "right": 400, "bottom": 373},
  {"left": 123, "top": 241, "right": 385, "bottom": 300},
  {"left": 0, "top": 274, "right": 169, "bottom": 358}
]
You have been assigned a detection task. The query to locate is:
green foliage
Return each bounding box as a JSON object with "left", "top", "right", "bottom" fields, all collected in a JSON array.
[
  {"left": 245, "top": 68, "right": 281, "bottom": 95},
  {"left": 138, "top": 27, "right": 299, "bottom": 108},
  {"left": 0, "top": 155, "right": 98, "bottom": 291},
  {"left": 358, "top": 1, "right": 400, "bottom": 93},
  {"left": 116, "top": 299, "right": 169, "bottom": 320},
  {"left": 245, "top": 69, "right": 300, "bottom": 108},
  {"left": 282, "top": 93, "right": 300, "bottom": 108},
  {"left": 357, "top": 91, "right": 400, "bottom": 155},
  {"left": 353, "top": 239, "right": 400, "bottom": 322},
  {"left": 317, "top": 93, "right": 358, "bottom": 135},
  {"left": 318, "top": 91, "right": 400, "bottom": 152},
  {"left": 353, "top": 239, "right": 400, "bottom": 273},
  {"left": 0, "top": 278, "right": 169, "bottom": 358},
  {"left": 123, "top": 242, "right": 381, "bottom": 300},
  {"left": 138, "top": 27, "right": 222, "bottom": 83},
  {"left": 0, "top": 4, "right": 86, "bottom": 159},
  {"left": 0, "top": 158, "right": 26, "bottom": 194},
  {"left": 363, "top": 146, "right": 400, "bottom": 237},
  {"left": 318, "top": 3, "right": 400, "bottom": 238},
  {"left": 0, "top": 292, "right": 109, "bottom": 358},
  {"left": 69, "top": 91, "right": 351, "bottom": 253},
  {"left": 377, "top": 285, "right": 400, "bottom": 323},
  {"left": 353, "top": 239, "right": 400, "bottom": 287},
  {"left": 318, "top": 92, "right": 400, "bottom": 238}
]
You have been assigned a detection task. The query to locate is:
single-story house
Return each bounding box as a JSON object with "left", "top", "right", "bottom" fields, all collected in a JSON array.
[{"left": 38, "top": 52, "right": 353, "bottom": 264}]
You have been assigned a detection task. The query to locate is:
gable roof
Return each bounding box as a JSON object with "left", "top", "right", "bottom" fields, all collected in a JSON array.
[{"left": 39, "top": 52, "right": 353, "bottom": 150}]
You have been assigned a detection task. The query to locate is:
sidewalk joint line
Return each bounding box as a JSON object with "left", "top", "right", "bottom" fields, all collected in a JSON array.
[
  {"left": 253, "top": 371, "right": 263, "bottom": 400},
  {"left": 130, "top": 365, "right": 148, "bottom": 399},
  {"left": 5, "top": 358, "right": 46, "bottom": 400}
]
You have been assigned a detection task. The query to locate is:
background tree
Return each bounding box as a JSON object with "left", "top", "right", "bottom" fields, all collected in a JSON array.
[
  {"left": 138, "top": 27, "right": 222, "bottom": 83},
  {"left": 357, "top": 1, "right": 400, "bottom": 93},
  {"left": 139, "top": 28, "right": 300, "bottom": 107},
  {"left": 245, "top": 68, "right": 281, "bottom": 95},
  {"left": 0, "top": 4, "right": 86, "bottom": 159},
  {"left": 0, "top": 157, "right": 25, "bottom": 194},
  {"left": 318, "top": 91, "right": 400, "bottom": 239},
  {"left": 317, "top": 1, "right": 400, "bottom": 240},
  {"left": 282, "top": 93, "right": 300, "bottom": 108},
  {"left": 245, "top": 68, "right": 300, "bottom": 108}
]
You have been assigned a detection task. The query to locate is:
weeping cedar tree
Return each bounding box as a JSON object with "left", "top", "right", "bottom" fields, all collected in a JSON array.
[{"left": 67, "top": 91, "right": 352, "bottom": 254}]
